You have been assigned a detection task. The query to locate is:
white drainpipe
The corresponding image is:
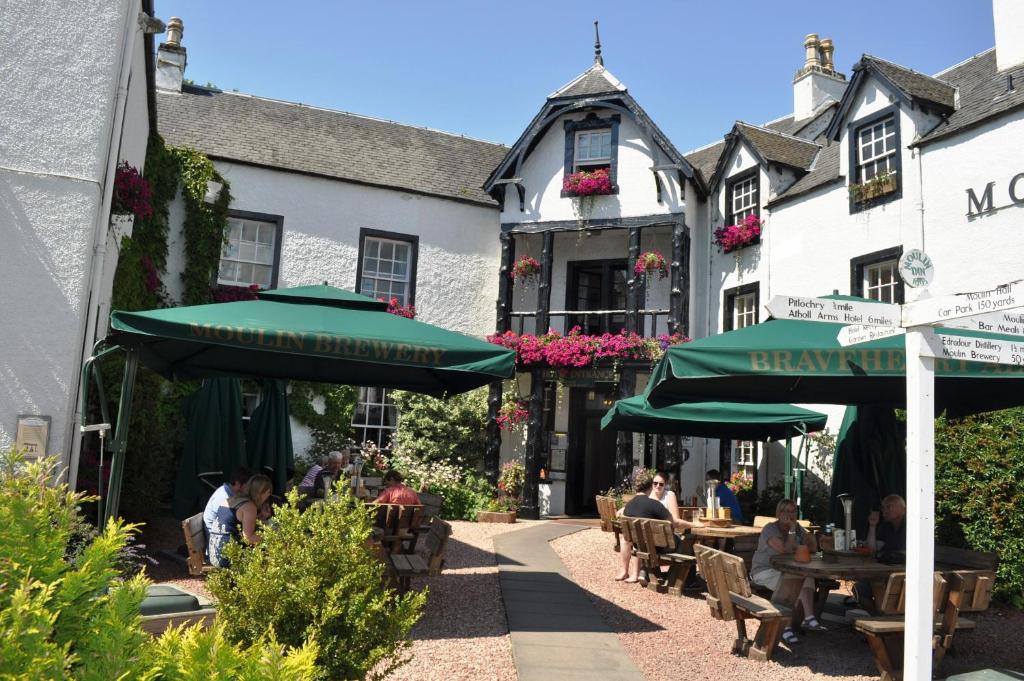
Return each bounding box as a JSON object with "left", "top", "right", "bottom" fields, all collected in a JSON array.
[{"left": 66, "top": 0, "right": 141, "bottom": 489}]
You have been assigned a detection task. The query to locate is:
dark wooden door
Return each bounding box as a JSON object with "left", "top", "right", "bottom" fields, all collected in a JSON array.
[{"left": 566, "top": 387, "right": 618, "bottom": 516}]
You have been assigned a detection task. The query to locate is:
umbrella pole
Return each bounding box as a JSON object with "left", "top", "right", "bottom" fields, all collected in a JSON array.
[
  {"left": 103, "top": 348, "right": 139, "bottom": 525},
  {"left": 784, "top": 436, "right": 792, "bottom": 500}
]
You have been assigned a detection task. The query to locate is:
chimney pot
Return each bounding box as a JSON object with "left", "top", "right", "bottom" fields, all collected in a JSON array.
[
  {"left": 820, "top": 38, "right": 835, "bottom": 72},
  {"left": 804, "top": 33, "right": 821, "bottom": 69},
  {"left": 156, "top": 17, "right": 187, "bottom": 93},
  {"left": 166, "top": 17, "right": 183, "bottom": 47}
]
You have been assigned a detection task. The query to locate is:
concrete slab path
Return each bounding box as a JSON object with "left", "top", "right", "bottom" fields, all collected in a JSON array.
[{"left": 493, "top": 521, "right": 645, "bottom": 681}]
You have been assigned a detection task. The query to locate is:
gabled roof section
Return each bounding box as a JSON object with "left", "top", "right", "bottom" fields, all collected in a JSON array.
[
  {"left": 485, "top": 65, "right": 698, "bottom": 199},
  {"left": 915, "top": 49, "right": 1024, "bottom": 146},
  {"left": 548, "top": 63, "right": 626, "bottom": 99},
  {"left": 683, "top": 141, "right": 726, "bottom": 190},
  {"left": 825, "top": 54, "right": 956, "bottom": 140},
  {"left": 766, "top": 138, "right": 842, "bottom": 207},
  {"left": 157, "top": 86, "right": 508, "bottom": 207},
  {"left": 704, "top": 122, "right": 820, "bottom": 190}
]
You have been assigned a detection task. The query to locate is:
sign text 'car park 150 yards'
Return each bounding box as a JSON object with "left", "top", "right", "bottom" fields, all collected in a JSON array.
[
  {"left": 902, "top": 280, "right": 1024, "bottom": 327},
  {"left": 766, "top": 295, "right": 901, "bottom": 328},
  {"left": 920, "top": 329, "right": 1024, "bottom": 366}
]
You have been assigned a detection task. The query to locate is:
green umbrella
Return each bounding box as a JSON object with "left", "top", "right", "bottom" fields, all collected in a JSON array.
[
  {"left": 245, "top": 379, "right": 294, "bottom": 495},
  {"left": 601, "top": 395, "right": 827, "bottom": 440},
  {"left": 172, "top": 377, "right": 246, "bottom": 519},
  {"left": 645, "top": 296, "right": 1024, "bottom": 417},
  {"left": 108, "top": 284, "right": 515, "bottom": 396}
]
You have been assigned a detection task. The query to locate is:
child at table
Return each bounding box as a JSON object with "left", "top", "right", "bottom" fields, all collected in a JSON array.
[{"left": 749, "top": 498, "right": 824, "bottom": 645}]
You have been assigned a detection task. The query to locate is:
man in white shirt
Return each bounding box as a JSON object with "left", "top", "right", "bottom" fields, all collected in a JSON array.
[{"left": 202, "top": 466, "right": 252, "bottom": 542}]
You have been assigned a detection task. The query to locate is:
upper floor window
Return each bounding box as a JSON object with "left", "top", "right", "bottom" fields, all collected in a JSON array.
[
  {"left": 856, "top": 116, "right": 896, "bottom": 182},
  {"left": 851, "top": 247, "right": 904, "bottom": 304},
  {"left": 723, "top": 282, "right": 759, "bottom": 332},
  {"left": 351, "top": 386, "right": 397, "bottom": 450},
  {"left": 574, "top": 129, "right": 612, "bottom": 170},
  {"left": 566, "top": 259, "right": 628, "bottom": 335},
  {"left": 732, "top": 440, "right": 756, "bottom": 474},
  {"left": 357, "top": 229, "right": 418, "bottom": 307},
  {"left": 727, "top": 172, "right": 759, "bottom": 225},
  {"left": 218, "top": 211, "right": 283, "bottom": 289}
]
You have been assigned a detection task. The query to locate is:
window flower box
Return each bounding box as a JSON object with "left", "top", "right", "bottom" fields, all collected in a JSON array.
[
  {"left": 476, "top": 510, "right": 517, "bottom": 523},
  {"left": 713, "top": 214, "right": 763, "bottom": 254},
  {"left": 849, "top": 171, "right": 898, "bottom": 203},
  {"left": 562, "top": 168, "right": 614, "bottom": 196}
]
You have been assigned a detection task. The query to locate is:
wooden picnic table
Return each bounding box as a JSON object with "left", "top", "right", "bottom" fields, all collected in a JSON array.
[{"left": 690, "top": 524, "right": 763, "bottom": 540}]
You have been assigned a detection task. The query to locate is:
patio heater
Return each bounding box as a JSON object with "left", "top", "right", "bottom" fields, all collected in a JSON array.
[
  {"left": 80, "top": 422, "right": 111, "bottom": 525},
  {"left": 351, "top": 454, "right": 364, "bottom": 495},
  {"left": 704, "top": 477, "right": 720, "bottom": 518},
  {"left": 837, "top": 493, "right": 855, "bottom": 550}
]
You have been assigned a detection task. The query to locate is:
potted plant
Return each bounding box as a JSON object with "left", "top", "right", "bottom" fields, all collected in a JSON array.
[
  {"left": 713, "top": 214, "right": 763, "bottom": 254},
  {"left": 510, "top": 255, "right": 541, "bottom": 284},
  {"left": 849, "top": 170, "right": 898, "bottom": 203},
  {"left": 562, "top": 168, "right": 613, "bottom": 197},
  {"left": 634, "top": 251, "right": 668, "bottom": 281},
  {"left": 477, "top": 460, "right": 524, "bottom": 523},
  {"left": 379, "top": 296, "right": 416, "bottom": 318},
  {"left": 109, "top": 160, "right": 153, "bottom": 241},
  {"left": 496, "top": 394, "right": 529, "bottom": 431}
]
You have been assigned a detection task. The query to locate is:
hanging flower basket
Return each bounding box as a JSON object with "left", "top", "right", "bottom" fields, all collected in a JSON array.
[
  {"left": 496, "top": 396, "right": 529, "bottom": 431},
  {"left": 111, "top": 161, "right": 153, "bottom": 220},
  {"left": 380, "top": 297, "right": 416, "bottom": 318},
  {"left": 634, "top": 251, "right": 668, "bottom": 280},
  {"left": 713, "top": 214, "right": 763, "bottom": 254},
  {"left": 511, "top": 255, "right": 541, "bottom": 283},
  {"left": 562, "top": 168, "right": 613, "bottom": 196}
]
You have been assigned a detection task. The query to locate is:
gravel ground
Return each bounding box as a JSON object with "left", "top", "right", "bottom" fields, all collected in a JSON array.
[
  {"left": 384, "top": 520, "right": 539, "bottom": 681},
  {"left": 551, "top": 527, "right": 1024, "bottom": 681}
]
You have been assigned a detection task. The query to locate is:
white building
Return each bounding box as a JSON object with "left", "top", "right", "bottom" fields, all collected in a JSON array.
[{"left": 0, "top": 0, "right": 158, "bottom": 485}]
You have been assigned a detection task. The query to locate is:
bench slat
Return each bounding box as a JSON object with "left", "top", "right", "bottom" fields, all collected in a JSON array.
[
  {"left": 730, "top": 593, "right": 788, "bottom": 619},
  {"left": 854, "top": 616, "right": 976, "bottom": 635}
]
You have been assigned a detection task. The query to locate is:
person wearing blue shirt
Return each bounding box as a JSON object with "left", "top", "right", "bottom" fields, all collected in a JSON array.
[
  {"left": 707, "top": 469, "right": 743, "bottom": 523},
  {"left": 202, "top": 466, "right": 252, "bottom": 555}
]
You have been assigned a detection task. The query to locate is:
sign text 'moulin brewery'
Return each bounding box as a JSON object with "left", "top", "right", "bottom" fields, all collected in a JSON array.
[{"left": 188, "top": 323, "right": 447, "bottom": 365}]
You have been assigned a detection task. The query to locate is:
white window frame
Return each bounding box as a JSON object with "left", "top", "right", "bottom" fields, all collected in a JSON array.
[
  {"left": 863, "top": 259, "right": 899, "bottom": 303},
  {"left": 729, "top": 174, "right": 759, "bottom": 224},
  {"left": 574, "top": 129, "right": 612, "bottom": 170},
  {"left": 733, "top": 292, "right": 757, "bottom": 330},
  {"left": 359, "top": 236, "right": 413, "bottom": 307},
  {"left": 218, "top": 215, "right": 279, "bottom": 288},
  {"left": 856, "top": 115, "right": 897, "bottom": 182},
  {"left": 351, "top": 387, "right": 397, "bottom": 449},
  {"left": 732, "top": 440, "right": 756, "bottom": 470}
]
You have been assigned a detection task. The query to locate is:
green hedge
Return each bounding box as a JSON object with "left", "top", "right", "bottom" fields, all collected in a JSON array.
[{"left": 935, "top": 408, "right": 1024, "bottom": 607}]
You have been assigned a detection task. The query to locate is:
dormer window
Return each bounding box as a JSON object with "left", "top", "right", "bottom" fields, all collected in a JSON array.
[
  {"left": 848, "top": 104, "right": 902, "bottom": 212},
  {"left": 727, "top": 171, "right": 759, "bottom": 225},
  {"left": 563, "top": 113, "right": 620, "bottom": 195},
  {"left": 574, "top": 129, "right": 612, "bottom": 171}
]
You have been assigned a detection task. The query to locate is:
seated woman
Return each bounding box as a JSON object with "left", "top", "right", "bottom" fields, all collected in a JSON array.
[
  {"left": 749, "top": 498, "right": 824, "bottom": 645},
  {"left": 207, "top": 474, "right": 273, "bottom": 568},
  {"left": 651, "top": 471, "right": 682, "bottom": 521}
]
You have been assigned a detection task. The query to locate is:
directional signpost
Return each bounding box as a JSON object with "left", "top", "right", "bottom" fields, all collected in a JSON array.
[
  {"left": 927, "top": 308, "right": 1024, "bottom": 335},
  {"left": 918, "top": 328, "right": 1024, "bottom": 366},
  {"left": 766, "top": 295, "right": 901, "bottom": 327},
  {"left": 902, "top": 279, "right": 1024, "bottom": 327},
  {"left": 836, "top": 324, "right": 905, "bottom": 347}
]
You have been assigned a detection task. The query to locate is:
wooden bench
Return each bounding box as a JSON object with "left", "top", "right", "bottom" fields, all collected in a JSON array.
[
  {"left": 182, "top": 512, "right": 213, "bottom": 576},
  {"left": 371, "top": 503, "right": 425, "bottom": 554},
  {"left": 693, "top": 544, "right": 792, "bottom": 661},
  {"left": 621, "top": 517, "right": 695, "bottom": 596},
  {"left": 595, "top": 495, "right": 622, "bottom": 552},
  {"left": 854, "top": 570, "right": 994, "bottom": 680},
  {"left": 753, "top": 515, "right": 814, "bottom": 530},
  {"left": 388, "top": 517, "right": 452, "bottom": 594}
]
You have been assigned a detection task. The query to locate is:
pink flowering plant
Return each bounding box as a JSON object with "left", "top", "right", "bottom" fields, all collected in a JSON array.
[
  {"left": 725, "top": 470, "right": 753, "bottom": 495},
  {"left": 487, "top": 327, "right": 690, "bottom": 370},
  {"left": 634, "top": 251, "right": 668, "bottom": 280},
  {"left": 496, "top": 394, "right": 529, "bottom": 431},
  {"left": 713, "top": 214, "right": 763, "bottom": 254},
  {"left": 511, "top": 255, "right": 541, "bottom": 283},
  {"left": 562, "top": 168, "right": 613, "bottom": 196},
  {"left": 381, "top": 297, "right": 416, "bottom": 319},
  {"left": 111, "top": 161, "right": 153, "bottom": 219},
  {"left": 490, "top": 460, "right": 525, "bottom": 513},
  {"left": 212, "top": 283, "right": 260, "bottom": 303}
]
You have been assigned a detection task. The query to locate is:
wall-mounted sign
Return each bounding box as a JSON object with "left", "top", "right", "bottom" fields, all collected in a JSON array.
[
  {"left": 898, "top": 249, "right": 934, "bottom": 288},
  {"left": 15, "top": 415, "right": 51, "bottom": 459},
  {"left": 966, "top": 172, "right": 1024, "bottom": 217}
]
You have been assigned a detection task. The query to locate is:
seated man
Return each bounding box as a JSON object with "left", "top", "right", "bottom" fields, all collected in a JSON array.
[
  {"left": 617, "top": 470, "right": 703, "bottom": 584},
  {"left": 750, "top": 498, "right": 824, "bottom": 645},
  {"left": 203, "top": 465, "right": 251, "bottom": 557},
  {"left": 706, "top": 468, "right": 743, "bottom": 523},
  {"left": 852, "top": 494, "right": 907, "bottom": 613},
  {"left": 313, "top": 450, "right": 349, "bottom": 499},
  {"left": 374, "top": 470, "right": 421, "bottom": 505}
]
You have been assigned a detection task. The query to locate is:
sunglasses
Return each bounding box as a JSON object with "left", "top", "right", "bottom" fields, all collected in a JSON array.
[{"left": 653, "top": 482, "right": 665, "bottom": 487}]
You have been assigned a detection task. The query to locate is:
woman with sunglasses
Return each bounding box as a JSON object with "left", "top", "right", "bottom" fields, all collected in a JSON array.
[{"left": 650, "top": 471, "right": 681, "bottom": 522}]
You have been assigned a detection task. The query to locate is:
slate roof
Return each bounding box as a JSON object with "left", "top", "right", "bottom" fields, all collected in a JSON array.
[
  {"left": 862, "top": 55, "right": 957, "bottom": 110},
  {"left": 683, "top": 141, "right": 725, "bottom": 188},
  {"left": 766, "top": 139, "right": 842, "bottom": 207},
  {"left": 916, "top": 49, "right": 1024, "bottom": 146},
  {"left": 735, "top": 123, "right": 820, "bottom": 170},
  {"left": 156, "top": 86, "right": 508, "bottom": 206},
  {"left": 549, "top": 64, "right": 626, "bottom": 99}
]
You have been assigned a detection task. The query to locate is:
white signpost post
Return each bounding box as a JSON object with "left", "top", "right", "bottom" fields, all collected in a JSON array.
[{"left": 770, "top": 276, "right": 1024, "bottom": 681}]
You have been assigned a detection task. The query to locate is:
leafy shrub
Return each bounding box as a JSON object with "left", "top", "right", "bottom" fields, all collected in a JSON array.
[
  {"left": 0, "top": 450, "right": 314, "bottom": 679},
  {"left": 390, "top": 387, "right": 488, "bottom": 470},
  {"left": 755, "top": 476, "right": 831, "bottom": 526},
  {"left": 289, "top": 381, "right": 358, "bottom": 462},
  {"left": 209, "top": 492, "right": 425, "bottom": 680},
  {"left": 427, "top": 474, "right": 495, "bottom": 521},
  {"left": 935, "top": 408, "right": 1024, "bottom": 606}
]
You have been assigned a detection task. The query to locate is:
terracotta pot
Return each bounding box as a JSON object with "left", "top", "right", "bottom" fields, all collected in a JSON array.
[{"left": 476, "top": 511, "right": 517, "bottom": 524}]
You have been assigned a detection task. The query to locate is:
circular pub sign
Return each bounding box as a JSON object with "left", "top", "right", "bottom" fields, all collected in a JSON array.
[{"left": 898, "top": 249, "right": 934, "bottom": 288}]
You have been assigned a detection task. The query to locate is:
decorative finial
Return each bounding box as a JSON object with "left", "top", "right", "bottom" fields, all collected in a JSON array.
[
  {"left": 166, "top": 17, "right": 183, "bottom": 47},
  {"left": 594, "top": 21, "right": 603, "bottom": 66}
]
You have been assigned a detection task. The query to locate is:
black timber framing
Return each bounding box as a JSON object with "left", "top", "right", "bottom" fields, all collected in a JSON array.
[
  {"left": 669, "top": 221, "right": 689, "bottom": 336},
  {"left": 484, "top": 233, "right": 516, "bottom": 485},
  {"left": 522, "top": 231, "right": 554, "bottom": 520},
  {"left": 502, "top": 213, "right": 683, "bottom": 234},
  {"left": 625, "top": 227, "right": 641, "bottom": 334}
]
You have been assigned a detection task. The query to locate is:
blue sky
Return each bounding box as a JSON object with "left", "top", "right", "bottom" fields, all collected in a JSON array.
[{"left": 159, "top": 1, "right": 995, "bottom": 152}]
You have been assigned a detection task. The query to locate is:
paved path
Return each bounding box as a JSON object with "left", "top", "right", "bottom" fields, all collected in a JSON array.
[{"left": 493, "top": 521, "right": 644, "bottom": 681}]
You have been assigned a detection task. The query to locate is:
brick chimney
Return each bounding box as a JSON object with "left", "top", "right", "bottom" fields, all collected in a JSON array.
[
  {"left": 793, "top": 33, "right": 847, "bottom": 121},
  {"left": 156, "top": 17, "right": 186, "bottom": 93},
  {"left": 994, "top": 0, "right": 1024, "bottom": 71}
]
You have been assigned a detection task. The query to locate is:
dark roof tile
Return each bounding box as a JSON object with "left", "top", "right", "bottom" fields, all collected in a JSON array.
[
  {"left": 735, "top": 123, "right": 820, "bottom": 170},
  {"left": 549, "top": 65, "right": 625, "bottom": 99},
  {"left": 767, "top": 140, "right": 842, "bottom": 206},
  {"left": 157, "top": 87, "right": 508, "bottom": 206},
  {"left": 862, "top": 55, "right": 956, "bottom": 110},
  {"left": 683, "top": 141, "right": 725, "bottom": 188}
]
